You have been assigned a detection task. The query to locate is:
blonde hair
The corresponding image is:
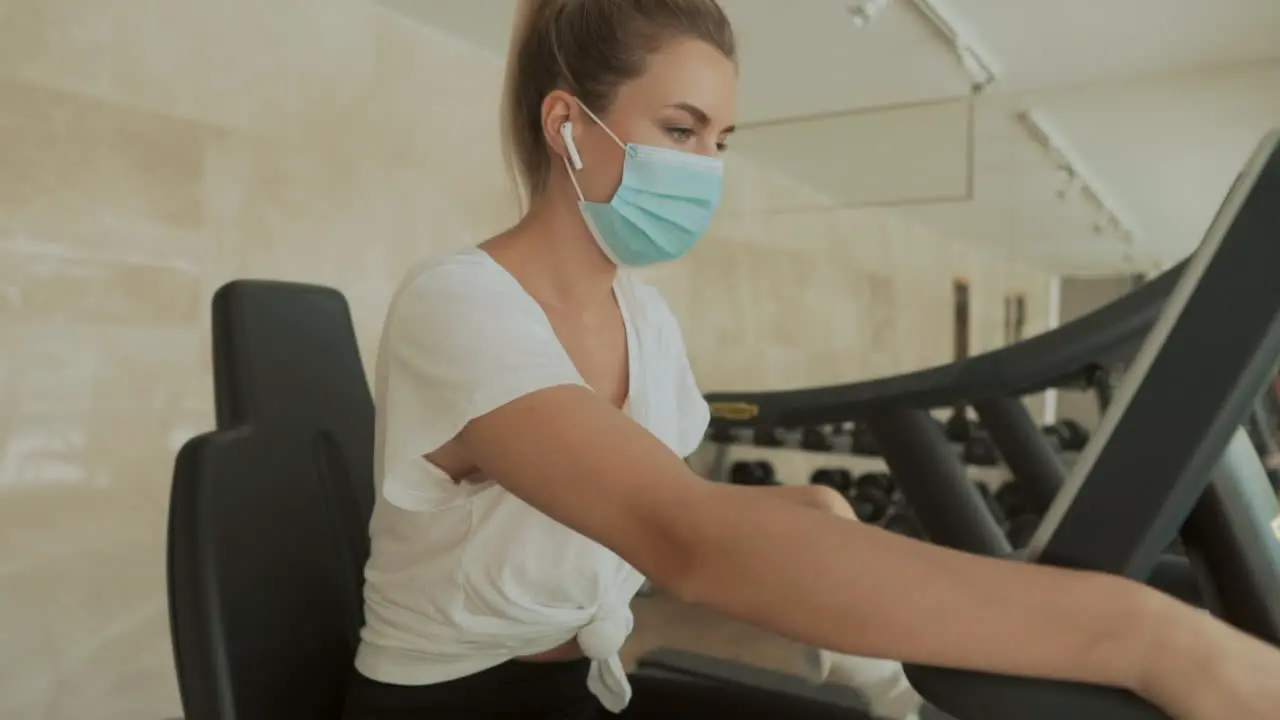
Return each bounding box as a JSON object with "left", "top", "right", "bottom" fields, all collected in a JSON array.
[{"left": 501, "top": 0, "right": 736, "bottom": 209}]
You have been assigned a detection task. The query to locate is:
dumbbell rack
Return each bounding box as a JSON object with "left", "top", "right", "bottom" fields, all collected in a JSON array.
[{"left": 705, "top": 404, "right": 1094, "bottom": 550}]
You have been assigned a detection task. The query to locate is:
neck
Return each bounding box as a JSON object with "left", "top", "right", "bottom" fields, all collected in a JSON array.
[{"left": 484, "top": 182, "right": 618, "bottom": 314}]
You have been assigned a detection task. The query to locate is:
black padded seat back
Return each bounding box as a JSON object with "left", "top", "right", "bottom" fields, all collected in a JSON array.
[
  {"left": 211, "top": 280, "right": 372, "bottom": 432},
  {"left": 168, "top": 280, "right": 375, "bottom": 720}
]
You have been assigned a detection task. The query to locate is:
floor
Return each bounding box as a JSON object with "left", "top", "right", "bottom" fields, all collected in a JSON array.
[{"left": 621, "top": 591, "right": 807, "bottom": 676}]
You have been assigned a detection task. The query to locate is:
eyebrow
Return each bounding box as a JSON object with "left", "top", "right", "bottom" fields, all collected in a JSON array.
[{"left": 667, "top": 102, "right": 736, "bottom": 134}]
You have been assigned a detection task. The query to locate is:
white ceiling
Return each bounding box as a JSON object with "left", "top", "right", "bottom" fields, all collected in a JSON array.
[{"left": 376, "top": 0, "right": 1280, "bottom": 275}]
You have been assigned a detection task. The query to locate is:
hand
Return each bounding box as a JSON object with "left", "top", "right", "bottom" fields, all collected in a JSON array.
[{"left": 1138, "top": 605, "right": 1280, "bottom": 719}]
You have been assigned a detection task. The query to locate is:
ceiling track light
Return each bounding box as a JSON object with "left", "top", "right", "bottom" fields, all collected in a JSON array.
[
  {"left": 847, "top": 0, "right": 894, "bottom": 28},
  {"left": 1055, "top": 165, "right": 1082, "bottom": 199},
  {"left": 1017, "top": 110, "right": 1140, "bottom": 246},
  {"left": 906, "top": 0, "right": 997, "bottom": 91}
]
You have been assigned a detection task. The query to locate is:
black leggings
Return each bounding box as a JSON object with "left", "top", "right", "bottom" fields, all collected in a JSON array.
[{"left": 343, "top": 659, "right": 862, "bottom": 720}]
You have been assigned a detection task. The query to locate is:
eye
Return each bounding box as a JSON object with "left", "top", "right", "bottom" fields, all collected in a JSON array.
[
  {"left": 716, "top": 140, "right": 730, "bottom": 153},
  {"left": 666, "top": 126, "right": 696, "bottom": 143}
]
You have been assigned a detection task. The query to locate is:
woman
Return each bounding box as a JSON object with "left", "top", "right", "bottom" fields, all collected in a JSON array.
[{"left": 343, "top": 1, "right": 1280, "bottom": 718}]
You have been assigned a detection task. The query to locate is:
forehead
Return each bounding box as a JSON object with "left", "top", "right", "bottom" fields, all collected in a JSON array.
[{"left": 612, "top": 38, "right": 737, "bottom": 125}]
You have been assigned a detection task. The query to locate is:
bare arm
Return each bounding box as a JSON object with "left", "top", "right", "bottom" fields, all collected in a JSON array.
[
  {"left": 749, "top": 482, "right": 857, "bottom": 518},
  {"left": 456, "top": 386, "right": 1210, "bottom": 700}
]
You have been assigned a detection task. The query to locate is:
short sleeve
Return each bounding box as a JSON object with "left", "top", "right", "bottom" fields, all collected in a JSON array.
[{"left": 378, "top": 256, "right": 587, "bottom": 511}]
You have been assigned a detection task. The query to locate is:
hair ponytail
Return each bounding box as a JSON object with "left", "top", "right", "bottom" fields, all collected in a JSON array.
[
  {"left": 500, "top": 0, "right": 736, "bottom": 210},
  {"left": 500, "top": 0, "right": 555, "bottom": 211}
]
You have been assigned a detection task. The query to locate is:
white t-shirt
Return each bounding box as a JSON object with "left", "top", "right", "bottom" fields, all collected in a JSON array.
[{"left": 353, "top": 248, "right": 710, "bottom": 712}]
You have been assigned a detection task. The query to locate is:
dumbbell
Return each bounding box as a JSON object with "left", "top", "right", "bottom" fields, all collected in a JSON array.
[
  {"left": 707, "top": 424, "right": 734, "bottom": 444},
  {"left": 810, "top": 468, "right": 855, "bottom": 495},
  {"left": 729, "top": 460, "right": 779, "bottom": 486},
  {"left": 883, "top": 510, "right": 925, "bottom": 539},
  {"left": 851, "top": 495, "right": 891, "bottom": 523},
  {"left": 962, "top": 435, "right": 1000, "bottom": 467},
  {"left": 850, "top": 423, "right": 881, "bottom": 456},
  {"left": 855, "top": 472, "right": 895, "bottom": 498},
  {"left": 994, "top": 480, "right": 1035, "bottom": 520},
  {"left": 1042, "top": 419, "right": 1090, "bottom": 452},
  {"left": 801, "top": 426, "right": 834, "bottom": 452},
  {"left": 753, "top": 426, "right": 786, "bottom": 448},
  {"left": 850, "top": 473, "right": 894, "bottom": 523}
]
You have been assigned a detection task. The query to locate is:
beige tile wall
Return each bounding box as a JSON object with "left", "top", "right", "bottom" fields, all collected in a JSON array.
[{"left": 0, "top": 1, "right": 1053, "bottom": 717}]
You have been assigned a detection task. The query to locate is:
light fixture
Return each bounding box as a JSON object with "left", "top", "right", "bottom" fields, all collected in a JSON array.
[
  {"left": 906, "top": 0, "right": 997, "bottom": 91},
  {"left": 1018, "top": 110, "right": 1140, "bottom": 245},
  {"left": 1055, "top": 165, "right": 1080, "bottom": 200},
  {"left": 957, "top": 46, "right": 993, "bottom": 89},
  {"left": 847, "top": 0, "right": 894, "bottom": 27}
]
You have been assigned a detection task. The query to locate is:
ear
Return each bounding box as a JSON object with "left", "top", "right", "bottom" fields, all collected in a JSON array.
[{"left": 540, "top": 90, "right": 580, "bottom": 164}]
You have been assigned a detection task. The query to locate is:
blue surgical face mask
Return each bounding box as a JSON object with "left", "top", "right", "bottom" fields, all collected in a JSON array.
[{"left": 564, "top": 100, "right": 724, "bottom": 268}]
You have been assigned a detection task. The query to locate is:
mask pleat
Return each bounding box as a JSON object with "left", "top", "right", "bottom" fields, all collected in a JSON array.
[
  {"left": 613, "top": 190, "right": 709, "bottom": 237},
  {"left": 572, "top": 139, "right": 722, "bottom": 268}
]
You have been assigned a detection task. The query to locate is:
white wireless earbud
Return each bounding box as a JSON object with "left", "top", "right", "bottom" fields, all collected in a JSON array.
[{"left": 560, "top": 121, "right": 584, "bottom": 170}]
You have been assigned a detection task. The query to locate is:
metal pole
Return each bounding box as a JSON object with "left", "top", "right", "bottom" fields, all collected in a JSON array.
[
  {"left": 973, "top": 396, "right": 1066, "bottom": 512},
  {"left": 864, "top": 407, "right": 1010, "bottom": 555},
  {"left": 1182, "top": 428, "right": 1280, "bottom": 645}
]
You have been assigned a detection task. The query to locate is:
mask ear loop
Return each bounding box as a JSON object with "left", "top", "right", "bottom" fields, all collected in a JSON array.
[
  {"left": 562, "top": 98, "right": 628, "bottom": 203},
  {"left": 574, "top": 100, "right": 627, "bottom": 151},
  {"left": 563, "top": 153, "right": 587, "bottom": 203}
]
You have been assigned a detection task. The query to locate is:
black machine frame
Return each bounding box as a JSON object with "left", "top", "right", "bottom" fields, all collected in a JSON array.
[
  {"left": 903, "top": 127, "right": 1280, "bottom": 720},
  {"left": 696, "top": 131, "right": 1280, "bottom": 719}
]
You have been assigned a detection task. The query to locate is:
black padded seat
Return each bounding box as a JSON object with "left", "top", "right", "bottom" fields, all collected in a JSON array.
[{"left": 168, "top": 281, "right": 375, "bottom": 720}]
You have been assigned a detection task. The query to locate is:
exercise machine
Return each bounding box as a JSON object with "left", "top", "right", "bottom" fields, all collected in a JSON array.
[{"left": 689, "top": 129, "right": 1280, "bottom": 717}]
